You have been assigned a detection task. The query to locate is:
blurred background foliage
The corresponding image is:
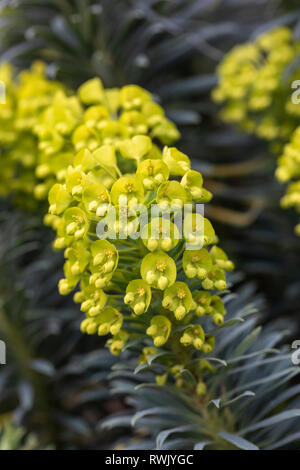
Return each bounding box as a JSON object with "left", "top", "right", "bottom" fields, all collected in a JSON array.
[
  {"left": 1, "top": 0, "right": 300, "bottom": 449},
  {"left": 0, "top": 206, "right": 125, "bottom": 448}
]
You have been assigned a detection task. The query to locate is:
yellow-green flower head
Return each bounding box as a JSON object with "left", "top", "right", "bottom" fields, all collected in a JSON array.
[
  {"left": 83, "top": 183, "right": 110, "bottom": 215},
  {"left": 202, "top": 335, "right": 215, "bottom": 354},
  {"left": 157, "top": 180, "right": 187, "bottom": 212},
  {"left": 0, "top": 63, "right": 234, "bottom": 392},
  {"left": 120, "top": 85, "right": 152, "bottom": 110},
  {"left": 201, "top": 266, "right": 227, "bottom": 291},
  {"left": 146, "top": 315, "right": 171, "bottom": 346},
  {"left": 181, "top": 170, "right": 212, "bottom": 202},
  {"left": 93, "top": 144, "right": 118, "bottom": 170},
  {"left": 78, "top": 78, "right": 104, "bottom": 105},
  {"left": 106, "top": 331, "right": 129, "bottom": 356},
  {"left": 79, "top": 284, "right": 107, "bottom": 317},
  {"left": 48, "top": 184, "right": 72, "bottom": 215},
  {"left": 42, "top": 91, "right": 232, "bottom": 388},
  {"left": 124, "top": 279, "right": 152, "bottom": 315},
  {"left": 80, "top": 306, "right": 122, "bottom": 336},
  {"left": 183, "top": 213, "right": 216, "bottom": 248},
  {"left": 141, "top": 217, "right": 180, "bottom": 252},
  {"left": 72, "top": 124, "right": 100, "bottom": 151},
  {"left": 180, "top": 325, "right": 205, "bottom": 350},
  {"left": 136, "top": 159, "right": 169, "bottom": 190},
  {"left": 111, "top": 175, "right": 144, "bottom": 209},
  {"left": 183, "top": 248, "right": 213, "bottom": 280},
  {"left": 58, "top": 260, "right": 81, "bottom": 296},
  {"left": 120, "top": 110, "right": 148, "bottom": 135},
  {"left": 141, "top": 251, "right": 177, "bottom": 290},
  {"left": 210, "top": 246, "right": 234, "bottom": 271},
  {"left": 65, "top": 240, "right": 91, "bottom": 276},
  {"left": 35, "top": 91, "right": 83, "bottom": 141},
  {"left": 193, "top": 291, "right": 213, "bottom": 317},
  {"left": 138, "top": 347, "right": 159, "bottom": 365},
  {"left": 83, "top": 104, "right": 110, "bottom": 128},
  {"left": 209, "top": 295, "right": 226, "bottom": 325},
  {"left": 63, "top": 207, "right": 89, "bottom": 241},
  {"left": 214, "top": 26, "right": 300, "bottom": 236},
  {"left": 89, "top": 240, "right": 119, "bottom": 289},
  {"left": 162, "top": 147, "right": 191, "bottom": 176},
  {"left": 162, "top": 282, "right": 193, "bottom": 320}
]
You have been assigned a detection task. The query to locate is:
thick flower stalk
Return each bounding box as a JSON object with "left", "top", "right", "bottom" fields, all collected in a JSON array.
[
  {"left": 213, "top": 26, "right": 300, "bottom": 234},
  {"left": 42, "top": 78, "right": 234, "bottom": 394}
]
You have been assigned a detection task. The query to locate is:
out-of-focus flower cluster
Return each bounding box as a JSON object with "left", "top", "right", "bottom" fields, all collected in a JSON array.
[
  {"left": 1, "top": 63, "right": 234, "bottom": 392},
  {"left": 213, "top": 27, "right": 300, "bottom": 142},
  {"left": 0, "top": 62, "right": 64, "bottom": 209},
  {"left": 213, "top": 27, "right": 300, "bottom": 235},
  {"left": 277, "top": 127, "right": 300, "bottom": 235},
  {"left": 0, "top": 62, "right": 179, "bottom": 209}
]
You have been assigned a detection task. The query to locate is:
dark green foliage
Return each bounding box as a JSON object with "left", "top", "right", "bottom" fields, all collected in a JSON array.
[{"left": 103, "top": 283, "right": 300, "bottom": 450}]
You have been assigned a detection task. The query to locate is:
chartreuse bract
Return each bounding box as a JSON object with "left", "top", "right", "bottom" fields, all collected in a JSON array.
[
  {"left": 213, "top": 26, "right": 300, "bottom": 234},
  {"left": 43, "top": 78, "right": 234, "bottom": 395}
]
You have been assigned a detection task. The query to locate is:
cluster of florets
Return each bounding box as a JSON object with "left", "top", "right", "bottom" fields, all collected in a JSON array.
[
  {"left": 213, "top": 27, "right": 300, "bottom": 142},
  {"left": 44, "top": 76, "right": 234, "bottom": 389},
  {"left": 0, "top": 62, "right": 179, "bottom": 209},
  {"left": 277, "top": 127, "right": 300, "bottom": 234},
  {"left": 214, "top": 26, "right": 300, "bottom": 236},
  {"left": 1, "top": 63, "right": 233, "bottom": 391},
  {"left": 0, "top": 62, "right": 64, "bottom": 209}
]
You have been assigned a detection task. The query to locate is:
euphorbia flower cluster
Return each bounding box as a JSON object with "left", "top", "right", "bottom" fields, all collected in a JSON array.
[
  {"left": 213, "top": 27, "right": 300, "bottom": 142},
  {"left": 42, "top": 78, "right": 233, "bottom": 392},
  {"left": 0, "top": 62, "right": 234, "bottom": 392}
]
